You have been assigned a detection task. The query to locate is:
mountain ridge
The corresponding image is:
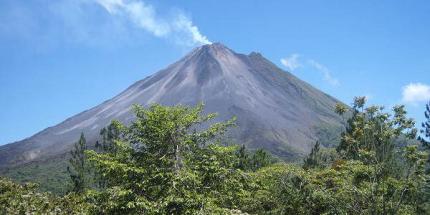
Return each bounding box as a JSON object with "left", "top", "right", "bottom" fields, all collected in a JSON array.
[{"left": 0, "top": 43, "right": 343, "bottom": 168}]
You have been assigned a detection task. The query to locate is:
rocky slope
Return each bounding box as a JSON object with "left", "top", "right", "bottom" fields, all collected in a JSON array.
[{"left": 0, "top": 43, "right": 343, "bottom": 168}]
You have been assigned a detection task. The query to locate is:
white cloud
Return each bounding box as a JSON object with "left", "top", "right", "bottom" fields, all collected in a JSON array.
[
  {"left": 402, "top": 83, "right": 430, "bottom": 104},
  {"left": 95, "top": 0, "right": 211, "bottom": 46},
  {"left": 308, "top": 60, "right": 340, "bottom": 86},
  {"left": 280, "top": 54, "right": 301, "bottom": 71},
  {"left": 280, "top": 54, "right": 340, "bottom": 87}
]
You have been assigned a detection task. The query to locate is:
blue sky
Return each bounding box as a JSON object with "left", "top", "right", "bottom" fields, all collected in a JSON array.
[{"left": 1, "top": 0, "right": 430, "bottom": 145}]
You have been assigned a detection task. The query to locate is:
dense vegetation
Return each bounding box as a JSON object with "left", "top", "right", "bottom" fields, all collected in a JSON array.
[
  {"left": 1, "top": 98, "right": 429, "bottom": 214},
  {"left": 0, "top": 155, "right": 70, "bottom": 194}
]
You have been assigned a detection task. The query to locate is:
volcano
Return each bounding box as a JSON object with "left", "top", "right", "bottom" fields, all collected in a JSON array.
[{"left": 0, "top": 43, "right": 343, "bottom": 168}]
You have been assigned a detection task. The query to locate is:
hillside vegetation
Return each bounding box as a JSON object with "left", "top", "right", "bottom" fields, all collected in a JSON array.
[{"left": 1, "top": 97, "right": 430, "bottom": 214}]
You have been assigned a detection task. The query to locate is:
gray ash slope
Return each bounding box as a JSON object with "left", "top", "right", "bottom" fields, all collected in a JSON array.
[{"left": 0, "top": 43, "right": 342, "bottom": 168}]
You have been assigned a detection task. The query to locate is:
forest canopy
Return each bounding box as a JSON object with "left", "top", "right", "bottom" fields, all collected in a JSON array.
[{"left": 1, "top": 98, "right": 430, "bottom": 214}]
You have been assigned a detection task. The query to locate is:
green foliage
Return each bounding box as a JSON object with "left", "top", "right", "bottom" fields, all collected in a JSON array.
[
  {"left": 97, "top": 122, "right": 122, "bottom": 153},
  {"left": 1, "top": 100, "right": 429, "bottom": 214},
  {"left": 302, "top": 141, "right": 340, "bottom": 170},
  {"left": 241, "top": 155, "right": 428, "bottom": 214},
  {"left": 67, "top": 132, "right": 89, "bottom": 193},
  {"left": 419, "top": 101, "right": 430, "bottom": 171},
  {"left": 418, "top": 101, "right": 430, "bottom": 211},
  {"left": 85, "top": 103, "right": 249, "bottom": 213},
  {"left": 0, "top": 177, "right": 90, "bottom": 214},
  {"left": 0, "top": 156, "right": 70, "bottom": 195},
  {"left": 418, "top": 101, "right": 430, "bottom": 146},
  {"left": 235, "top": 145, "right": 251, "bottom": 170},
  {"left": 335, "top": 103, "right": 348, "bottom": 116},
  {"left": 303, "top": 141, "right": 321, "bottom": 169},
  {"left": 235, "top": 145, "right": 275, "bottom": 171},
  {"left": 332, "top": 97, "right": 427, "bottom": 214},
  {"left": 337, "top": 97, "right": 417, "bottom": 162}
]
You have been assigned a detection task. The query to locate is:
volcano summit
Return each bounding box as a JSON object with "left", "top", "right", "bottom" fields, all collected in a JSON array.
[{"left": 0, "top": 43, "right": 343, "bottom": 168}]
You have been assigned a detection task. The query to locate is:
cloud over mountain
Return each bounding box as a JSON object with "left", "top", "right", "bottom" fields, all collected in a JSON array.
[
  {"left": 280, "top": 54, "right": 340, "bottom": 87},
  {"left": 280, "top": 54, "right": 301, "bottom": 71},
  {"left": 308, "top": 60, "right": 340, "bottom": 87}
]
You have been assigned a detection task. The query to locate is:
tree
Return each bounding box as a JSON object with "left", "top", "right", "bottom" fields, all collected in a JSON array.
[
  {"left": 418, "top": 101, "right": 430, "bottom": 212},
  {"left": 235, "top": 145, "right": 274, "bottom": 172},
  {"left": 419, "top": 101, "right": 430, "bottom": 146},
  {"left": 85, "top": 103, "right": 248, "bottom": 214},
  {"left": 334, "top": 97, "right": 427, "bottom": 214},
  {"left": 235, "top": 145, "right": 251, "bottom": 170},
  {"left": 336, "top": 97, "right": 417, "bottom": 162},
  {"left": 303, "top": 141, "right": 321, "bottom": 169},
  {"left": 67, "top": 133, "right": 88, "bottom": 193},
  {"left": 97, "top": 122, "right": 122, "bottom": 153},
  {"left": 418, "top": 101, "right": 430, "bottom": 169},
  {"left": 250, "top": 149, "right": 272, "bottom": 171},
  {"left": 3, "top": 101, "right": 429, "bottom": 214}
]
